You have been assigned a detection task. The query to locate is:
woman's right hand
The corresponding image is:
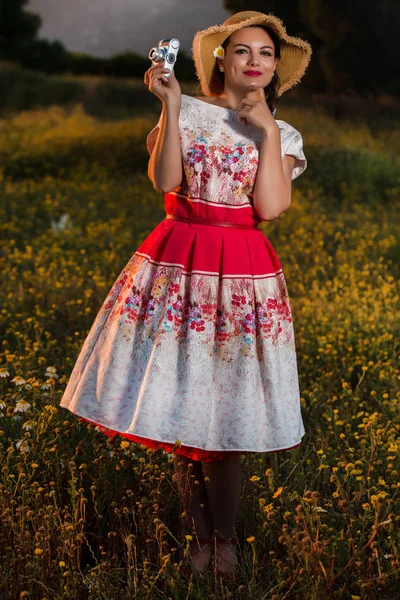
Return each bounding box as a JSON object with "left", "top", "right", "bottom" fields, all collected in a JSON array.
[{"left": 144, "top": 62, "right": 181, "bottom": 107}]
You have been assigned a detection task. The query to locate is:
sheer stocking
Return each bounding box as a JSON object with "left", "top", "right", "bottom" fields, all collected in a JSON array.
[
  {"left": 201, "top": 454, "right": 242, "bottom": 540},
  {"left": 173, "top": 455, "right": 213, "bottom": 573},
  {"left": 202, "top": 454, "right": 242, "bottom": 574}
]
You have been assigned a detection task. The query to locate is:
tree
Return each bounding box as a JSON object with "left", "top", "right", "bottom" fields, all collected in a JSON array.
[
  {"left": 0, "top": 0, "right": 70, "bottom": 73},
  {"left": 300, "top": 0, "right": 400, "bottom": 95},
  {"left": 0, "top": 0, "right": 42, "bottom": 53}
]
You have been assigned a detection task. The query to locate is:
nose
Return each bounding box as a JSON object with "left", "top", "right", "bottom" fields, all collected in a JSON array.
[{"left": 247, "top": 51, "right": 259, "bottom": 66}]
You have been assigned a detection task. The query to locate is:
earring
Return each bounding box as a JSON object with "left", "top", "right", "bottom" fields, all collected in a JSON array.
[{"left": 220, "top": 67, "right": 224, "bottom": 72}]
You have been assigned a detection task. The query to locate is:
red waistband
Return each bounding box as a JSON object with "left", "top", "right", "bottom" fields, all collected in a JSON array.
[{"left": 165, "top": 214, "right": 259, "bottom": 230}]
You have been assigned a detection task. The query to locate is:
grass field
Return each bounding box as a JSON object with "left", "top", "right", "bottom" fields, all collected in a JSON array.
[{"left": 0, "top": 66, "right": 399, "bottom": 599}]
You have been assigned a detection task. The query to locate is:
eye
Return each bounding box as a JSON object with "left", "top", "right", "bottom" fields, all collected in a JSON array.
[{"left": 235, "top": 49, "right": 273, "bottom": 56}]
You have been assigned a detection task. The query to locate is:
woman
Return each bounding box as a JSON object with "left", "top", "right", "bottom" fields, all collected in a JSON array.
[{"left": 59, "top": 11, "right": 312, "bottom": 581}]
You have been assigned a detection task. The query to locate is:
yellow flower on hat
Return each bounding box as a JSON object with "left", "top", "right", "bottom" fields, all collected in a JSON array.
[{"left": 213, "top": 45, "right": 225, "bottom": 59}]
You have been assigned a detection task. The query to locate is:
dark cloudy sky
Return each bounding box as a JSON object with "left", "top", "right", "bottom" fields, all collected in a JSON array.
[{"left": 29, "top": 0, "right": 230, "bottom": 57}]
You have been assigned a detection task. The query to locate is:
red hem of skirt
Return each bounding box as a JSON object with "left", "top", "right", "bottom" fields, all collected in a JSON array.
[{"left": 77, "top": 416, "right": 301, "bottom": 462}]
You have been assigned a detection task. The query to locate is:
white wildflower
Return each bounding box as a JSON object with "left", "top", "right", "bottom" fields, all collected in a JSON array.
[
  {"left": 16, "top": 439, "right": 30, "bottom": 453},
  {"left": 45, "top": 366, "right": 59, "bottom": 379},
  {"left": 11, "top": 376, "right": 26, "bottom": 386},
  {"left": 22, "top": 420, "right": 34, "bottom": 430},
  {"left": 213, "top": 45, "right": 225, "bottom": 59},
  {"left": 50, "top": 213, "right": 72, "bottom": 234},
  {"left": 14, "top": 399, "right": 32, "bottom": 413},
  {"left": 0, "top": 368, "right": 10, "bottom": 378}
]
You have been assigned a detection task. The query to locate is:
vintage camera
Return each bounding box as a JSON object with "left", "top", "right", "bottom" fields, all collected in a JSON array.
[{"left": 148, "top": 38, "right": 180, "bottom": 78}]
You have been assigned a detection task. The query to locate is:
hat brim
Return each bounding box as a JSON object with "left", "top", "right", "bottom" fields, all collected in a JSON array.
[{"left": 192, "top": 12, "right": 312, "bottom": 97}]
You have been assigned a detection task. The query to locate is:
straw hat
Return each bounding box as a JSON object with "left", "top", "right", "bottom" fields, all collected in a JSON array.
[{"left": 192, "top": 11, "right": 312, "bottom": 97}]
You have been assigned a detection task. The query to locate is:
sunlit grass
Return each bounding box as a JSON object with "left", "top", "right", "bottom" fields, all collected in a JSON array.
[{"left": 0, "top": 92, "right": 399, "bottom": 599}]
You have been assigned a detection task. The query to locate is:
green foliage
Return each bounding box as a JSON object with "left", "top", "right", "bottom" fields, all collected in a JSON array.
[
  {"left": 0, "top": 61, "right": 201, "bottom": 122},
  {"left": 67, "top": 52, "right": 107, "bottom": 76},
  {"left": 0, "top": 61, "right": 83, "bottom": 112},
  {"left": 302, "top": 147, "right": 399, "bottom": 210},
  {"left": 4, "top": 37, "right": 70, "bottom": 74},
  {"left": 101, "top": 50, "right": 195, "bottom": 81}
]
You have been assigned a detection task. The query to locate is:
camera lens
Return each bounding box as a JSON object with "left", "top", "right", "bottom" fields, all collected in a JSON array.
[
  {"left": 166, "top": 53, "right": 175, "bottom": 64},
  {"left": 149, "top": 47, "right": 165, "bottom": 62}
]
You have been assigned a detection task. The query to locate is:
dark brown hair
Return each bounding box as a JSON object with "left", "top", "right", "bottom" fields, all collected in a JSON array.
[{"left": 218, "top": 25, "right": 281, "bottom": 114}]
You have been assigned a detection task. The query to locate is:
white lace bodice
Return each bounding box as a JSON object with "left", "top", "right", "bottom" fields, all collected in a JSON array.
[{"left": 147, "top": 94, "right": 307, "bottom": 205}]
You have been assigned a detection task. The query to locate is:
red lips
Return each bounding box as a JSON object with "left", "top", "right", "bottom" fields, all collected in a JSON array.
[{"left": 244, "top": 70, "right": 262, "bottom": 77}]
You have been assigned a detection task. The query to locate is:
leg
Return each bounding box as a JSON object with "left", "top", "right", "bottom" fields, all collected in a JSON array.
[
  {"left": 173, "top": 455, "right": 213, "bottom": 573},
  {"left": 201, "top": 455, "right": 242, "bottom": 575}
]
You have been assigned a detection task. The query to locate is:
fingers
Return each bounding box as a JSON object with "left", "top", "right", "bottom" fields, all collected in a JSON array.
[
  {"left": 257, "top": 87, "right": 268, "bottom": 104},
  {"left": 238, "top": 88, "right": 265, "bottom": 110},
  {"left": 238, "top": 101, "right": 254, "bottom": 111},
  {"left": 144, "top": 62, "right": 170, "bottom": 87}
]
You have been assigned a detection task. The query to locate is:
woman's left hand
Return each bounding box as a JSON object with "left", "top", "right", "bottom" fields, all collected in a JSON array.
[{"left": 237, "top": 86, "right": 278, "bottom": 133}]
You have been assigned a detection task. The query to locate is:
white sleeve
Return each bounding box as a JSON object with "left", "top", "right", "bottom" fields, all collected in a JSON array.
[
  {"left": 284, "top": 126, "right": 307, "bottom": 180},
  {"left": 146, "top": 113, "right": 163, "bottom": 155}
]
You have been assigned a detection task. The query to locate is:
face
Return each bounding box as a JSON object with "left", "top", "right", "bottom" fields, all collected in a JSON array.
[{"left": 218, "top": 27, "right": 278, "bottom": 91}]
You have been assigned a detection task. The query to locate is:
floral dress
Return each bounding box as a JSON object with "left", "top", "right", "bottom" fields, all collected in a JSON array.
[{"left": 59, "top": 93, "right": 308, "bottom": 462}]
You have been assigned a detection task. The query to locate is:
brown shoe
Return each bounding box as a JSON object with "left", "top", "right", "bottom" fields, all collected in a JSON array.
[
  {"left": 181, "top": 538, "right": 212, "bottom": 578},
  {"left": 213, "top": 537, "right": 238, "bottom": 582}
]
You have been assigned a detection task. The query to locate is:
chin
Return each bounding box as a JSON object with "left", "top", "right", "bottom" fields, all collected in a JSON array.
[{"left": 243, "top": 78, "right": 267, "bottom": 85}]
